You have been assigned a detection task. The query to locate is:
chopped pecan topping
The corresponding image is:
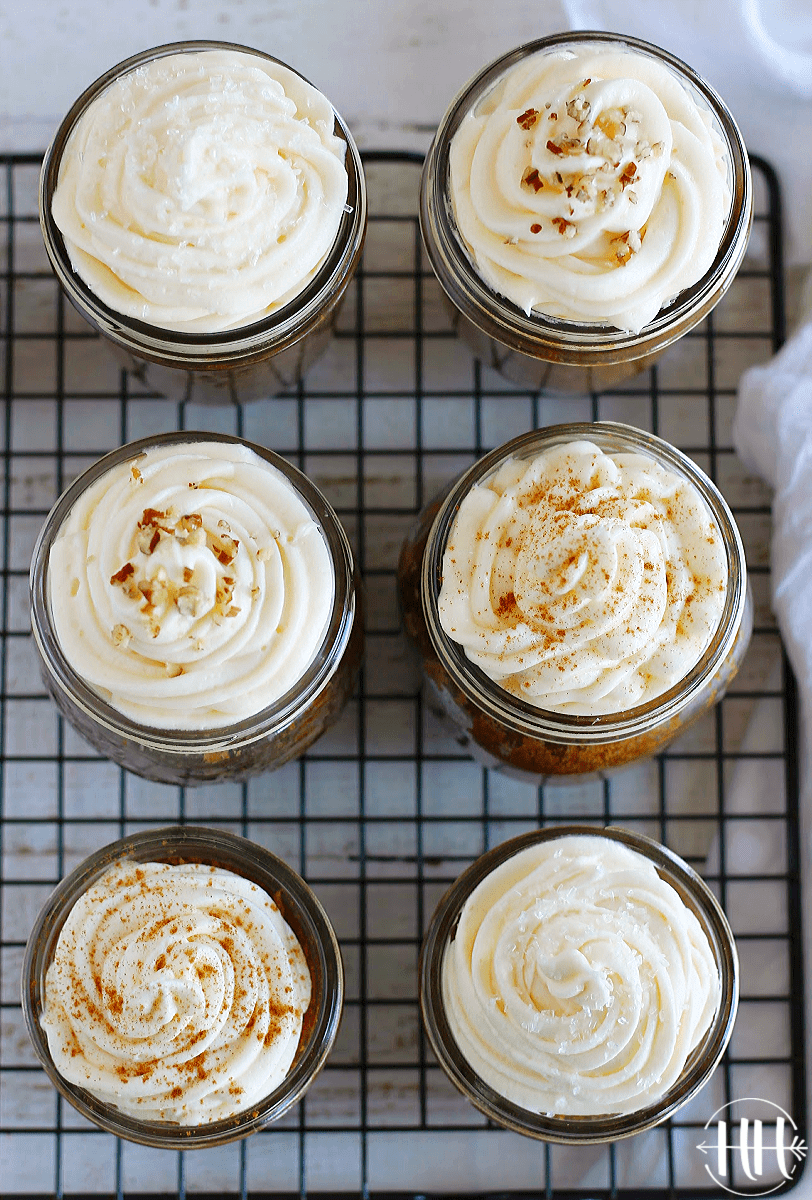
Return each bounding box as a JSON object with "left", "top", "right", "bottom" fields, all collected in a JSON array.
[
  {"left": 566, "top": 96, "right": 591, "bottom": 122},
  {"left": 555, "top": 136, "right": 583, "bottom": 156},
  {"left": 177, "top": 586, "right": 202, "bottom": 618},
  {"left": 139, "top": 508, "right": 168, "bottom": 528},
  {"left": 611, "top": 231, "right": 641, "bottom": 264},
  {"left": 546, "top": 139, "right": 563, "bottom": 156},
  {"left": 522, "top": 167, "right": 544, "bottom": 192},
  {"left": 596, "top": 109, "right": 626, "bottom": 141},
  {"left": 552, "top": 217, "right": 576, "bottom": 239},
  {"left": 110, "top": 562, "right": 135, "bottom": 586},
  {"left": 516, "top": 107, "right": 539, "bottom": 130},
  {"left": 136, "top": 527, "right": 161, "bottom": 555},
  {"left": 210, "top": 532, "right": 239, "bottom": 567},
  {"left": 112, "top": 624, "right": 131, "bottom": 648}
]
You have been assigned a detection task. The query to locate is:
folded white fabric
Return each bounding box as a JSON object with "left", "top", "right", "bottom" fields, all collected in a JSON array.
[
  {"left": 734, "top": 315, "right": 812, "bottom": 691},
  {"left": 734, "top": 310, "right": 812, "bottom": 1147}
]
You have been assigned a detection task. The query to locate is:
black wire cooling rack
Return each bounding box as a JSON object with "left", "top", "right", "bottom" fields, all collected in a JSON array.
[{"left": 0, "top": 150, "right": 804, "bottom": 1199}]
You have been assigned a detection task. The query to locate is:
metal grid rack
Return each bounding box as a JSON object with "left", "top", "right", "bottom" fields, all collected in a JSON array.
[{"left": 0, "top": 150, "right": 804, "bottom": 1198}]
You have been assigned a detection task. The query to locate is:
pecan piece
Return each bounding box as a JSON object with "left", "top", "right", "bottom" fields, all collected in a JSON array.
[{"left": 110, "top": 562, "right": 135, "bottom": 586}]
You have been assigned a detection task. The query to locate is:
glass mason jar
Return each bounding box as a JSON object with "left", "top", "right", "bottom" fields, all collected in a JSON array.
[
  {"left": 23, "top": 825, "right": 343, "bottom": 1149},
  {"left": 39, "top": 41, "right": 367, "bottom": 405},
  {"left": 420, "top": 824, "right": 738, "bottom": 1143},
  {"left": 398, "top": 422, "right": 752, "bottom": 781},
  {"left": 30, "top": 431, "right": 363, "bottom": 785},
  {"left": 420, "top": 31, "right": 752, "bottom": 393}
]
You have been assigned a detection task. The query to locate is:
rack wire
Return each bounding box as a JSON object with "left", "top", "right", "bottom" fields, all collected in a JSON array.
[{"left": 0, "top": 150, "right": 804, "bottom": 1198}]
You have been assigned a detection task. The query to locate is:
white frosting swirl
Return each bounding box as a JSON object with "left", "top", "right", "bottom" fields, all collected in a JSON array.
[
  {"left": 52, "top": 50, "right": 349, "bottom": 332},
  {"left": 40, "top": 861, "right": 312, "bottom": 1124},
  {"left": 442, "top": 835, "right": 720, "bottom": 1116},
  {"left": 449, "top": 44, "right": 731, "bottom": 332},
  {"left": 47, "top": 440, "right": 335, "bottom": 730},
  {"left": 438, "top": 440, "right": 727, "bottom": 714}
]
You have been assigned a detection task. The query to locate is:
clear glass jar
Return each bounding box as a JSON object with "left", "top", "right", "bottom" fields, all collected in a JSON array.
[
  {"left": 39, "top": 41, "right": 366, "bottom": 405},
  {"left": 420, "top": 31, "right": 752, "bottom": 393},
  {"left": 398, "top": 422, "right": 752, "bottom": 781},
  {"left": 30, "top": 431, "right": 363, "bottom": 785},
  {"left": 22, "top": 825, "right": 343, "bottom": 1148},
  {"left": 420, "top": 824, "right": 738, "bottom": 1143}
]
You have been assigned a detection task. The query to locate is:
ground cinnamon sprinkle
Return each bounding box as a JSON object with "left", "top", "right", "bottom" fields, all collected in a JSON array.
[
  {"left": 496, "top": 591, "right": 518, "bottom": 619},
  {"left": 41, "top": 860, "right": 315, "bottom": 1124},
  {"left": 411, "top": 439, "right": 734, "bottom": 778}
]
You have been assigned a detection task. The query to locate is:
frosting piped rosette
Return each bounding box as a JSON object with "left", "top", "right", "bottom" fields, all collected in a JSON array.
[
  {"left": 47, "top": 440, "right": 334, "bottom": 729},
  {"left": 449, "top": 44, "right": 731, "bottom": 332},
  {"left": 40, "top": 861, "right": 311, "bottom": 1124},
  {"left": 442, "top": 835, "right": 720, "bottom": 1116},
  {"left": 52, "top": 50, "right": 349, "bottom": 332},
  {"left": 437, "top": 439, "right": 727, "bottom": 714}
]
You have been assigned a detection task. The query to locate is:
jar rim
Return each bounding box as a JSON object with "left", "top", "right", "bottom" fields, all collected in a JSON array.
[
  {"left": 38, "top": 40, "right": 367, "bottom": 365},
  {"left": 21, "top": 825, "right": 344, "bottom": 1148},
  {"left": 420, "top": 421, "right": 748, "bottom": 744},
  {"left": 419, "top": 29, "right": 753, "bottom": 363},
  {"left": 419, "top": 823, "right": 739, "bottom": 1143},
  {"left": 29, "top": 430, "right": 358, "bottom": 753}
]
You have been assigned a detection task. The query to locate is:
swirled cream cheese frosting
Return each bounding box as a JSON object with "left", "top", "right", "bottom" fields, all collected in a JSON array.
[
  {"left": 40, "top": 860, "right": 311, "bottom": 1123},
  {"left": 51, "top": 49, "right": 349, "bottom": 331},
  {"left": 449, "top": 43, "right": 731, "bottom": 332},
  {"left": 437, "top": 439, "right": 727, "bottom": 713},
  {"left": 47, "top": 440, "right": 334, "bottom": 729},
  {"left": 442, "top": 835, "right": 720, "bottom": 1116}
]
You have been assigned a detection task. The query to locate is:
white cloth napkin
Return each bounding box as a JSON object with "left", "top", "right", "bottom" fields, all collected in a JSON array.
[
  {"left": 733, "top": 304, "right": 812, "bottom": 1179},
  {"left": 735, "top": 307, "right": 812, "bottom": 683}
]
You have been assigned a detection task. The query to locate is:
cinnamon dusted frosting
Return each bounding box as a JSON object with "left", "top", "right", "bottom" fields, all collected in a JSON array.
[
  {"left": 40, "top": 861, "right": 311, "bottom": 1124},
  {"left": 437, "top": 439, "right": 727, "bottom": 714},
  {"left": 449, "top": 42, "right": 731, "bottom": 332},
  {"left": 51, "top": 49, "right": 349, "bottom": 332},
  {"left": 46, "top": 440, "right": 334, "bottom": 730},
  {"left": 442, "top": 835, "right": 720, "bottom": 1116}
]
